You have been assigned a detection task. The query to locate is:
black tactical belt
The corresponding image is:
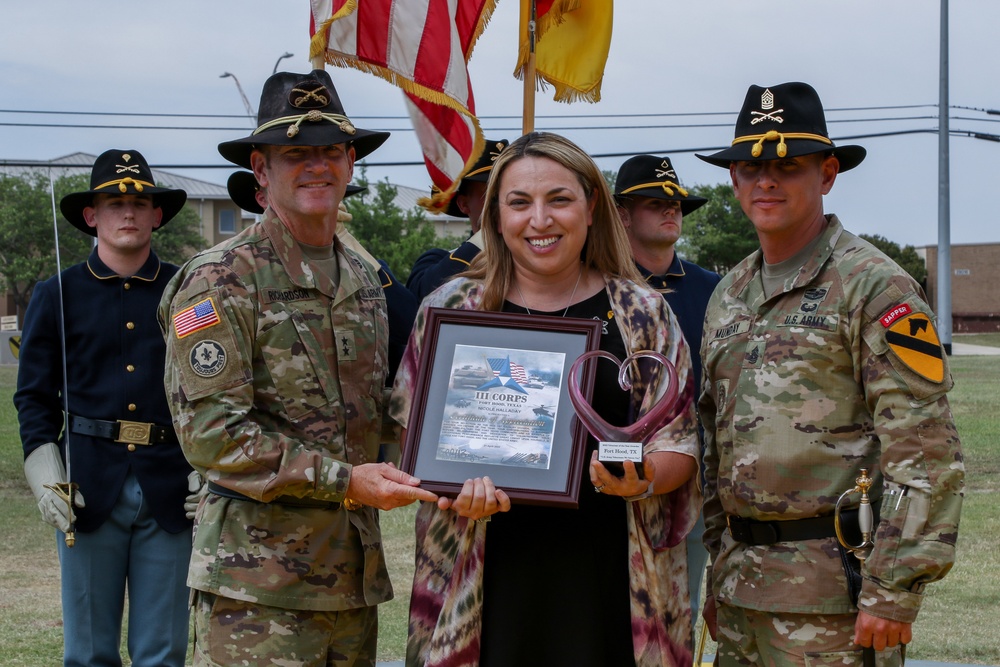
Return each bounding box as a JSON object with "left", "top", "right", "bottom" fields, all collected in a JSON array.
[
  {"left": 70, "top": 415, "right": 177, "bottom": 446},
  {"left": 727, "top": 507, "right": 878, "bottom": 546},
  {"left": 208, "top": 482, "right": 342, "bottom": 510}
]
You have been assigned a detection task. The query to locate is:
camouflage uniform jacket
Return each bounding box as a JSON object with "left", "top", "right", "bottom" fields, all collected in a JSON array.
[
  {"left": 699, "top": 215, "right": 964, "bottom": 624},
  {"left": 389, "top": 276, "right": 701, "bottom": 667},
  {"left": 159, "top": 208, "right": 391, "bottom": 611}
]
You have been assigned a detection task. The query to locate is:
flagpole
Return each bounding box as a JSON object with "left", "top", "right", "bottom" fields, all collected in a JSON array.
[{"left": 522, "top": 0, "right": 537, "bottom": 134}]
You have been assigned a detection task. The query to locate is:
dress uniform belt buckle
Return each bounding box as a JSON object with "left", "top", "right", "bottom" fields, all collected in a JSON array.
[{"left": 116, "top": 420, "right": 153, "bottom": 446}]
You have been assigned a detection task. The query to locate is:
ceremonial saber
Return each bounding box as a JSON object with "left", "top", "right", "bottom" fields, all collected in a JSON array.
[{"left": 44, "top": 170, "right": 76, "bottom": 547}]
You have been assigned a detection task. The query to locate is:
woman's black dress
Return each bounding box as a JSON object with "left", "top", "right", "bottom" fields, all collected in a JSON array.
[{"left": 479, "top": 290, "right": 636, "bottom": 667}]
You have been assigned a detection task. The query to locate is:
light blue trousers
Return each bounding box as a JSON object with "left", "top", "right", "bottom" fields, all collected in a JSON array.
[{"left": 57, "top": 472, "right": 191, "bottom": 667}]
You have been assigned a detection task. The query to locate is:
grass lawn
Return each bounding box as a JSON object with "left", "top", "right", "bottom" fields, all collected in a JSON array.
[{"left": 2, "top": 353, "right": 998, "bottom": 664}]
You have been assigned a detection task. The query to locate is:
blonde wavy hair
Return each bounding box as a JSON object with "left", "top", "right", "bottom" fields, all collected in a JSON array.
[{"left": 463, "top": 132, "right": 642, "bottom": 311}]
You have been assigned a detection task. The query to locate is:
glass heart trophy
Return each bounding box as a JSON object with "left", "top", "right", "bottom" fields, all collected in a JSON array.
[{"left": 568, "top": 350, "right": 680, "bottom": 486}]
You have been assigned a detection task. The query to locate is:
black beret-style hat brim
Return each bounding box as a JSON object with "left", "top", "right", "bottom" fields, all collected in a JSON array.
[
  {"left": 613, "top": 187, "right": 708, "bottom": 216},
  {"left": 218, "top": 124, "right": 390, "bottom": 170},
  {"left": 696, "top": 140, "right": 866, "bottom": 173},
  {"left": 59, "top": 187, "right": 187, "bottom": 237}
]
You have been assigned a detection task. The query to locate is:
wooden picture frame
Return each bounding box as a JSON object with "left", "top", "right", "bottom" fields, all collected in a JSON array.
[{"left": 401, "top": 308, "right": 601, "bottom": 508}]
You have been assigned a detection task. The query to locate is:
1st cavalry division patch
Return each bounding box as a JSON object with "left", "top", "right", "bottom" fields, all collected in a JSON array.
[{"left": 883, "top": 309, "right": 945, "bottom": 383}]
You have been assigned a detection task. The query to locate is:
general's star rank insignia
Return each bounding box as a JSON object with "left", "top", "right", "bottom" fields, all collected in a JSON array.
[{"left": 884, "top": 312, "right": 945, "bottom": 382}]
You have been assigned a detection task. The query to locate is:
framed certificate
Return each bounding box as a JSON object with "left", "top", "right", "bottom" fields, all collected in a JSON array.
[{"left": 401, "top": 308, "right": 602, "bottom": 508}]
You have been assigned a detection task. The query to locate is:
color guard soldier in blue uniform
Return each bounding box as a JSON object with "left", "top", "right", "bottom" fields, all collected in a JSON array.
[
  {"left": 406, "top": 138, "right": 509, "bottom": 301},
  {"left": 15, "top": 149, "right": 197, "bottom": 667},
  {"left": 614, "top": 154, "right": 722, "bottom": 637}
]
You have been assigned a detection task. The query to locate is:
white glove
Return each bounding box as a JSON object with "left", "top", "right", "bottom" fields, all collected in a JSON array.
[
  {"left": 24, "top": 443, "right": 85, "bottom": 533},
  {"left": 185, "top": 470, "right": 207, "bottom": 520}
]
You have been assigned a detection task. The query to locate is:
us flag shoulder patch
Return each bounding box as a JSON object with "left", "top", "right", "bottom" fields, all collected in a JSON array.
[{"left": 173, "top": 297, "right": 221, "bottom": 339}]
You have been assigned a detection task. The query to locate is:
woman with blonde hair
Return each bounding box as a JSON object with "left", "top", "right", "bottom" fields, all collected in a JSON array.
[{"left": 390, "top": 132, "right": 701, "bottom": 667}]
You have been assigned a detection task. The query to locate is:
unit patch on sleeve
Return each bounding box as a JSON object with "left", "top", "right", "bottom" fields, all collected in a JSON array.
[
  {"left": 189, "top": 340, "right": 228, "bottom": 378},
  {"left": 173, "top": 297, "right": 221, "bottom": 339},
  {"left": 883, "top": 309, "right": 944, "bottom": 383}
]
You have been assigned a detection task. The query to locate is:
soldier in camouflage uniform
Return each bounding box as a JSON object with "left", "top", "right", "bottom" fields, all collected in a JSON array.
[
  {"left": 695, "top": 82, "right": 964, "bottom": 666},
  {"left": 160, "top": 70, "right": 438, "bottom": 667}
]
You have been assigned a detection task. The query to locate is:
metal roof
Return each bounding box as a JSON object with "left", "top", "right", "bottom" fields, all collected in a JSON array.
[
  {"left": 1, "top": 152, "right": 229, "bottom": 199},
  {"left": 1, "top": 153, "right": 462, "bottom": 217}
]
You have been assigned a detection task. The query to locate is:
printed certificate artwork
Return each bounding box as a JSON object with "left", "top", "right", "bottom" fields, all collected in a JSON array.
[{"left": 437, "top": 344, "right": 565, "bottom": 470}]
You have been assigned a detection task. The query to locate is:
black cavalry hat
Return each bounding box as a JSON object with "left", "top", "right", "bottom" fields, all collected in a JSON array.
[
  {"left": 59, "top": 149, "right": 188, "bottom": 236},
  {"left": 697, "top": 82, "right": 866, "bottom": 172},
  {"left": 218, "top": 69, "right": 390, "bottom": 170},
  {"left": 442, "top": 138, "right": 509, "bottom": 217},
  {"left": 613, "top": 155, "right": 707, "bottom": 215},
  {"left": 226, "top": 171, "right": 366, "bottom": 215}
]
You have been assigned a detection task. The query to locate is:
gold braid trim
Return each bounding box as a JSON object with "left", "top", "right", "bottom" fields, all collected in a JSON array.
[
  {"left": 93, "top": 177, "right": 154, "bottom": 193},
  {"left": 254, "top": 112, "right": 356, "bottom": 139},
  {"left": 619, "top": 180, "right": 689, "bottom": 198},
  {"left": 465, "top": 165, "right": 493, "bottom": 178},
  {"left": 732, "top": 130, "right": 832, "bottom": 158}
]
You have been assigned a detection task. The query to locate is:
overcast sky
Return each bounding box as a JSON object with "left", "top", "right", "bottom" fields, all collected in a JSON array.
[{"left": 2, "top": 0, "right": 998, "bottom": 248}]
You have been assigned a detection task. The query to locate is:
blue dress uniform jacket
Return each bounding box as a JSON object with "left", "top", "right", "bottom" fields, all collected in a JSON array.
[
  {"left": 636, "top": 254, "right": 722, "bottom": 386},
  {"left": 378, "top": 259, "right": 417, "bottom": 385},
  {"left": 406, "top": 238, "right": 481, "bottom": 301},
  {"left": 15, "top": 249, "right": 192, "bottom": 534}
]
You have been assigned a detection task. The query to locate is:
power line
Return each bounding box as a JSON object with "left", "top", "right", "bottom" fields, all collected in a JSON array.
[
  {"left": 0, "top": 114, "right": 962, "bottom": 134},
  {"left": 0, "top": 103, "right": 956, "bottom": 122},
  {"left": 6, "top": 127, "right": 989, "bottom": 171}
]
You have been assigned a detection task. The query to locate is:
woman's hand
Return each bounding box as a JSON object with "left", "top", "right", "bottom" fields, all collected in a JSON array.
[
  {"left": 438, "top": 476, "right": 512, "bottom": 520},
  {"left": 589, "top": 451, "right": 656, "bottom": 498}
]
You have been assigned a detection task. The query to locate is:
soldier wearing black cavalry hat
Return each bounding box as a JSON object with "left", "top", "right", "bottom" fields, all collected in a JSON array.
[
  {"left": 15, "top": 149, "right": 195, "bottom": 666},
  {"left": 613, "top": 154, "right": 721, "bottom": 636},
  {"left": 406, "top": 138, "right": 510, "bottom": 300},
  {"left": 159, "top": 70, "right": 438, "bottom": 666},
  {"left": 697, "top": 82, "right": 964, "bottom": 666}
]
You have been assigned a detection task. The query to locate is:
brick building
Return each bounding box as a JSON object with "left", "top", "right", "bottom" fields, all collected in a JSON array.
[{"left": 922, "top": 242, "right": 1000, "bottom": 332}]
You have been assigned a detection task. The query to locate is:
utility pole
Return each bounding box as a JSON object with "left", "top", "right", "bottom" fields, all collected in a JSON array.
[{"left": 937, "top": 0, "right": 952, "bottom": 354}]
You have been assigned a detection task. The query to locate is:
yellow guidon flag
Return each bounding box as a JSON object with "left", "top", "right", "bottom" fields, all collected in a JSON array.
[
  {"left": 515, "top": 0, "right": 613, "bottom": 103},
  {"left": 885, "top": 311, "right": 945, "bottom": 383}
]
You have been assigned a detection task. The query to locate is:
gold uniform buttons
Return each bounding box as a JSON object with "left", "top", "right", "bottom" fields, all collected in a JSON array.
[
  {"left": 128, "top": 404, "right": 137, "bottom": 412},
  {"left": 128, "top": 444, "right": 136, "bottom": 452},
  {"left": 124, "top": 282, "right": 131, "bottom": 290},
  {"left": 126, "top": 322, "right": 135, "bottom": 330},
  {"left": 126, "top": 364, "right": 135, "bottom": 372}
]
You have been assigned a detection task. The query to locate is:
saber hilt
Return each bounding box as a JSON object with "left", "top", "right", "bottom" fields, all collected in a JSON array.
[
  {"left": 834, "top": 467, "right": 875, "bottom": 563},
  {"left": 43, "top": 481, "right": 78, "bottom": 547}
]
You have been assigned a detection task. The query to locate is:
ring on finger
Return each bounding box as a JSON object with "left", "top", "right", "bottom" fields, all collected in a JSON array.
[{"left": 594, "top": 484, "right": 605, "bottom": 493}]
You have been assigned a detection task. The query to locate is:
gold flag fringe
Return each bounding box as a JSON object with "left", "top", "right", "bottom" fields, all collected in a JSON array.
[
  {"left": 512, "top": 0, "right": 602, "bottom": 104},
  {"left": 310, "top": 0, "right": 499, "bottom": 213}
]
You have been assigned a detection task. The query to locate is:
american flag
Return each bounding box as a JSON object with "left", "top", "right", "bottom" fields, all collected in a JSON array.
[
  {"left": 173, "top": 298, "right": 220, "bottom": 339},
  {"left": 489, "top": 356, "right": 528, "bottom": 384},
  {"left": 309, "top": 0, "right": 494, "bottom": 213}
]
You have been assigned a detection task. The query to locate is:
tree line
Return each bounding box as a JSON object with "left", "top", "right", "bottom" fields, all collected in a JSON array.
[{"left": 0, "top": 171, "right": 926, "bottom": 321}]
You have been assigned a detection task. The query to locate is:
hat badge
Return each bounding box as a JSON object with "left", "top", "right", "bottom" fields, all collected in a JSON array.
[
  {"left": 116, "top": 153, "right": 140, "bottom": 174},
  {"left": 489, "top": 142, "right": 505, "bottom": 162},
  {"left": 751, "top": 88, "right": 784, "bottom": 125},
  {"left": 654, "top": 160, "right": 677, "bottom": 180},
  {"left": 289, "top": 82, "right": 330, "bottom": 109}
]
